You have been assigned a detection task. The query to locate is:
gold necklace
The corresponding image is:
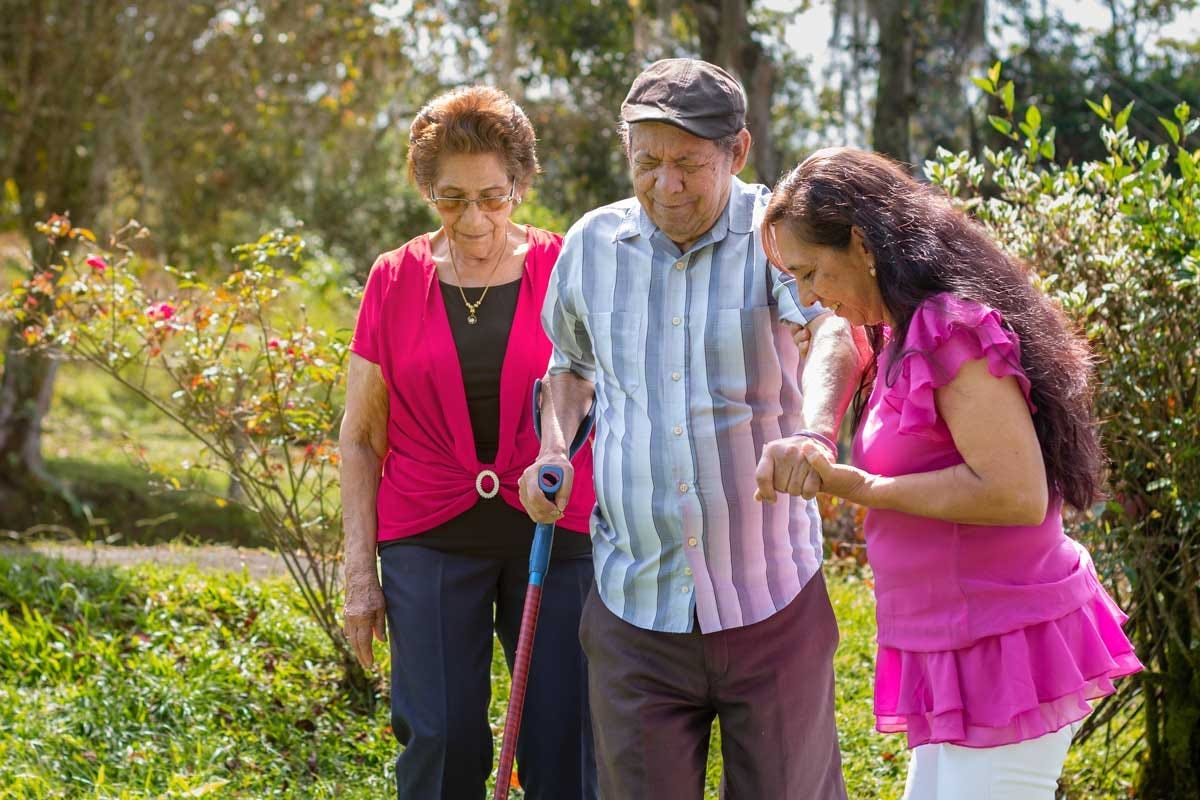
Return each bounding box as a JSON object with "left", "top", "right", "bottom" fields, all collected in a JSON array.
[{"left": 446, "top": 235, "right": 507, "bottom": 325}]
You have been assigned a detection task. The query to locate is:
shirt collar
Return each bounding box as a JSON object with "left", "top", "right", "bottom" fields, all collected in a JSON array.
[
  {"left": 613, "top": 201, "right": 648, "bottom": 242},
  {"left": 726, "top": 176, "right": 756, "bottom": 235}
]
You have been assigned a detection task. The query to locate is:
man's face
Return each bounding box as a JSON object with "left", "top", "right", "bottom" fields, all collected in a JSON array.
[{"left": 628, "top": 122, "right": 744, "bottom": 251}]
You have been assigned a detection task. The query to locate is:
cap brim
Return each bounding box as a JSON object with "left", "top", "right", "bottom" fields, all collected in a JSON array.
[{"left": 621, "top": 104, "right": 740, "bottom": 140}]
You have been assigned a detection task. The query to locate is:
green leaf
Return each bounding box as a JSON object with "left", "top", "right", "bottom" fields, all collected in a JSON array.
[
  {"left": 1025, "top": 105, "right": 1041, "bottom": 131},
  {"left": 1175, "top": 102, "right": 1190, "bottom": 123},
  {"left": 971, "top": 76, "right": 995, "bottom": 94},
  {"left": 1001, "top": 81, "right": 1015, "bottom": 115},
  {"left": 1179, "top": 149, "right": 1196, "bottom": 181},
  {"left": 1160, "top": 117, "right": 1181, "bottom": 144},
  {"left": 1086, "top": 99, "right": 1109, "bottom": 120},
  {"left": 988, "top": 115, "right": 1013, "bottom": 136},
  {"left": 988, "top": 61, "right": 1001, "bottom": 86},
  {"left": 1040, "top": 139, "right": 1056, "bottom": 160},
  {"left": 1115, "top": 101, "right": 1134, "bottom": 132},
  {"left": 1103, "top": 94, "right": 1112, "bottom": 114}
]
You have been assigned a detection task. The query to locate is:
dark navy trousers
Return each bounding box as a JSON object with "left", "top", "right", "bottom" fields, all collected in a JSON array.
[{"left": 379, "top": 544, "right": 597, "bottom": 800}]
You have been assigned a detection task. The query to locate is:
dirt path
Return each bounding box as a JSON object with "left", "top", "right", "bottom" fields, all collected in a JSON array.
[{"left": 0, "top": 541, "right": 292, "bottom": 579}]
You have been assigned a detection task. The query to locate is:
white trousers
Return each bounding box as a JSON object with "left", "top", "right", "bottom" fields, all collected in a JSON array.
[{"left": 901, "top": 722, "right": 1081, "bottom": 800}]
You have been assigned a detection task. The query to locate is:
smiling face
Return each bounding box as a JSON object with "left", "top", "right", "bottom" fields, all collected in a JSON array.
[
  {"left": 769, "top": 222, "right": 889, "bottom": 327},
  {"left": 628, "top": 122, "right": 748, "bottom": 251},
  {"left": 430, "top": 152, "right": 515, "bottom": 261}
]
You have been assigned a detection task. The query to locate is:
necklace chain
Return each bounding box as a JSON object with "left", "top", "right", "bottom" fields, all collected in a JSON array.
[{"left": 446, "top": 234, "right": 508, "bottom": 325}]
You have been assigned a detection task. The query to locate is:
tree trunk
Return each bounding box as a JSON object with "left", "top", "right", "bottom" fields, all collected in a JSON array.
[
  {"left": 869, "top": 0, "right": 916, "bottom": 164},
  {"left": 0, "top": 340, "right": 59, "bottom": 493},
  {"left": 742, "top": 38, "right": 780, "bottom": 184},
  {"left": 692, "top": 0, "right": 782, "bottom": 183}
]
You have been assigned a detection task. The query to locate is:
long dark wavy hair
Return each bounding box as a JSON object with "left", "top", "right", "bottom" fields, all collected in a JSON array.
[{"left": 763, "top": 147, "right": 1103, "bottom": 510}]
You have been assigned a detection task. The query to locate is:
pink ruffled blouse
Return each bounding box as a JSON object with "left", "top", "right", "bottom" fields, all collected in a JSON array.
[{"left": 852, "top": 293, "right": 1142, "bottom": 749}]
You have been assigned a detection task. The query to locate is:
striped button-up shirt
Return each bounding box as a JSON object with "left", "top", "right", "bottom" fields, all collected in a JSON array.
[{"left": 543, "top": 177, "right": 826, "bottom": 634}]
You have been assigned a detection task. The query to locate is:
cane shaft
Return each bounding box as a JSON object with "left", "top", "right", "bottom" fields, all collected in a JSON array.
[{"left": 492, "top": 582, "right": 543, "bottom": 799}]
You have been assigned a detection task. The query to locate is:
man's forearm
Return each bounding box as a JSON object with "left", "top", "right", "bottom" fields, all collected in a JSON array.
[
  {"left": 800, "top": 315, "right": 864, "bottom": 441},
  {"left": 537, "top": 371, "right": 595, "bottom": 458},
  {"left": 340, "top": 442, "right": 383, "bottom": 577}
]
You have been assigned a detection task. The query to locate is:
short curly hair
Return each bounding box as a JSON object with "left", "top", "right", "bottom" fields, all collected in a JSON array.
[{"left": 407, "top": 86, "right": 540, "bottom": 196}]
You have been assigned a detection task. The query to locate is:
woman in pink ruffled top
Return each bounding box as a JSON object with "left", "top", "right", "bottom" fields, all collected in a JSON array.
[{"left": 761, "top": 147, "right": 1142, "bottom": 799}]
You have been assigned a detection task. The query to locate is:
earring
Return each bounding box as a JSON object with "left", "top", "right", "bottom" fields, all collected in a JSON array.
[{"left": 869, "top": 265, "right": 877, "bottom": 277}]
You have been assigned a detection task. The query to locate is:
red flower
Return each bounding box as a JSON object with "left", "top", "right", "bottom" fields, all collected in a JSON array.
[
  {"left": 268, "top": 338, "right": 281, "bottom": 349},
  {"left": 86, "top": 256, "right": 108, "bottom": 273}
]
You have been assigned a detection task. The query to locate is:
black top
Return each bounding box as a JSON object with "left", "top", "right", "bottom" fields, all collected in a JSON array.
[{"left": 380, "top": 277, "right": 591, "bottom": 561}]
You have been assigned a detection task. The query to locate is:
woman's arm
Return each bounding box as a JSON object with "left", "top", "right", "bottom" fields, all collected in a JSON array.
[
  {"left": 339, "top": 352, "right": 390, "bottom": 667},
  {"left": 756, "top": 311, "right": 866, "bottom": 502},
  {"left": 805, "top": 357, "right": 1050, "bottom": 526}
]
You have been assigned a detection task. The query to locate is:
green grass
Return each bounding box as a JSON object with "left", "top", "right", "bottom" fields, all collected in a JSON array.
[
  {"left": 0, "top": 364, "right": 268, "bottom": 548},
  {"left": 0, "top": 553, "right": 1142, "bottom": 799}
]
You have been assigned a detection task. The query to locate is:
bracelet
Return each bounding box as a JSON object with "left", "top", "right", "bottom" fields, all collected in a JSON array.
[{"left": 793, "top": 429, "right": 839, "bottom": 460}]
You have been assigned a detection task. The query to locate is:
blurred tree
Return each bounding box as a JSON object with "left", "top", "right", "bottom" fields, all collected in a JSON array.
[
  {"left": 991, "top": 1, "right": 1200, "bottom": 164},
  {"left": 825, "top": 0, "right": 1199, "bottom": 168},
  {"left": 439, "top": 0, "right": 810, "bottom": 210},
  {"left": 0, "top": 1, "right": 431, "bottom": 499},
  {"left": 829, "top": 0, "right": 988, "bottom": 164},
  {"left": 0, "top": 2, "right": 159, "bottom": 500}
]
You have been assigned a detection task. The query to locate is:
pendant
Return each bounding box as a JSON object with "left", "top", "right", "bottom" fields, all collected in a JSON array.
[{"left": 467, "top": 313, "right": 478, "bottom": 325}]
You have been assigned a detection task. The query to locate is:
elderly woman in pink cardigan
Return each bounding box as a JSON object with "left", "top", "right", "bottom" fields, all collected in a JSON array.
[
  {"left": 338, "top": 86, "right": 597, "bottom": 800},
  {"left": 760, "top": 147, "right": 1141, "bottom": 800}
]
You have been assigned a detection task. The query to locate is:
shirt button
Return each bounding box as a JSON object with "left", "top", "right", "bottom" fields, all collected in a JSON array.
[
  {"left": 687, "top": 537, "right": 698, "bottom": 547},
  {"left": 684, "top": 567, "right": 693, "bottom": 576},
  {"left": 680, "top": 585, "right": 691, "bottom": 593},
  {"left": 672, "top": 316, "right": 682, "bottom": 326},
  {"left": 678, "top": 482, "right": 689, "bottom": 493},
  {"left": 674, "top": 261, "right": 685, "bottom": 271},
  {"left": 671, "top": 371, "right": 681, "bottom": 381},
  {"left": 673, "top": 425, "right": 683, "bottom": 436}
]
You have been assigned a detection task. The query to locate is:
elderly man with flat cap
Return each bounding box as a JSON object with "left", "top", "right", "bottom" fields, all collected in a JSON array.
[{"left": 519, "top": 58, "right": 861, "bottom": 799}]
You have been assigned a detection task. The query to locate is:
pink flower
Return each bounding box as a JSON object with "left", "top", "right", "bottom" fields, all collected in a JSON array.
[
  {"left": 268, "top": 338, "right": 281, "bottom": 349},
  {"left": 86, "top": 256, "right": 108, "bottom": 273},
  {"left": 146, "top": 302, "right": 175, "bottom": 320}
]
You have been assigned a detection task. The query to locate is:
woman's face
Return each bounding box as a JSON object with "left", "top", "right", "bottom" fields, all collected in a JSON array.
[
  {"left": 430, "top": 152, "right": 515, "bottom": 261},
  {"left": 770, "top": 222, "right": 887, "bottom": 326}
]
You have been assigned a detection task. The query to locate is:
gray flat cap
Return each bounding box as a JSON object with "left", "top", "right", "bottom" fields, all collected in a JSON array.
[{"left": 621, "top": 58, "right": 747, "bottom": 140}]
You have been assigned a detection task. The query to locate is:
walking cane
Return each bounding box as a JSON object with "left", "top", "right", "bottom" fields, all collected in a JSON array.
[{"left": 493, "top": 378, "right": 596, "bottom": 800}]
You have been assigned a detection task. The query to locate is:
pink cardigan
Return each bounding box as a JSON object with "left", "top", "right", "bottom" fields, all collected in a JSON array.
[{"left": 350, "top": 226, "right": 596, "bottom": 541}]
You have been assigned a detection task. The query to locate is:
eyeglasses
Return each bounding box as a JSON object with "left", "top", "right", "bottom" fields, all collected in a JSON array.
[{"left": 427, "top": 180, "right": 516, "bottom": 214}]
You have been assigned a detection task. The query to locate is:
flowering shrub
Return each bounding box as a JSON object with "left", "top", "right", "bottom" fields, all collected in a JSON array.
[
  {"left": 929, "top": 65, "right": 1199, "bottom": 797},
  {"left": 2, "top": 220, "right": 374, "bottom": 704}
]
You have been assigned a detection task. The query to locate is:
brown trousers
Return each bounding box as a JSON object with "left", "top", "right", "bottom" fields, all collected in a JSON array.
[{"left": 579, "top": 571, "right": 847, "bottom": 800}]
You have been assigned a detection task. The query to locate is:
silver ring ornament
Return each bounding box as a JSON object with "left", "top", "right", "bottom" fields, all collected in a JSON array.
[{"left": 476, "top": 469, "right": 500, "bottom": 499}]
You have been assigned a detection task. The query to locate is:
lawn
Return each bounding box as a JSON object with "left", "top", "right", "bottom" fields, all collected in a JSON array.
[{"left": 0, "top": 552, "right": 1141, "bottom": 799}]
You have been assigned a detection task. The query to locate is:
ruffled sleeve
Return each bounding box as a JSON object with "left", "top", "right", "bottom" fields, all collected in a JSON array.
[{"left": 884, "top": 294, "right": 1036, "bottom": 436}]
